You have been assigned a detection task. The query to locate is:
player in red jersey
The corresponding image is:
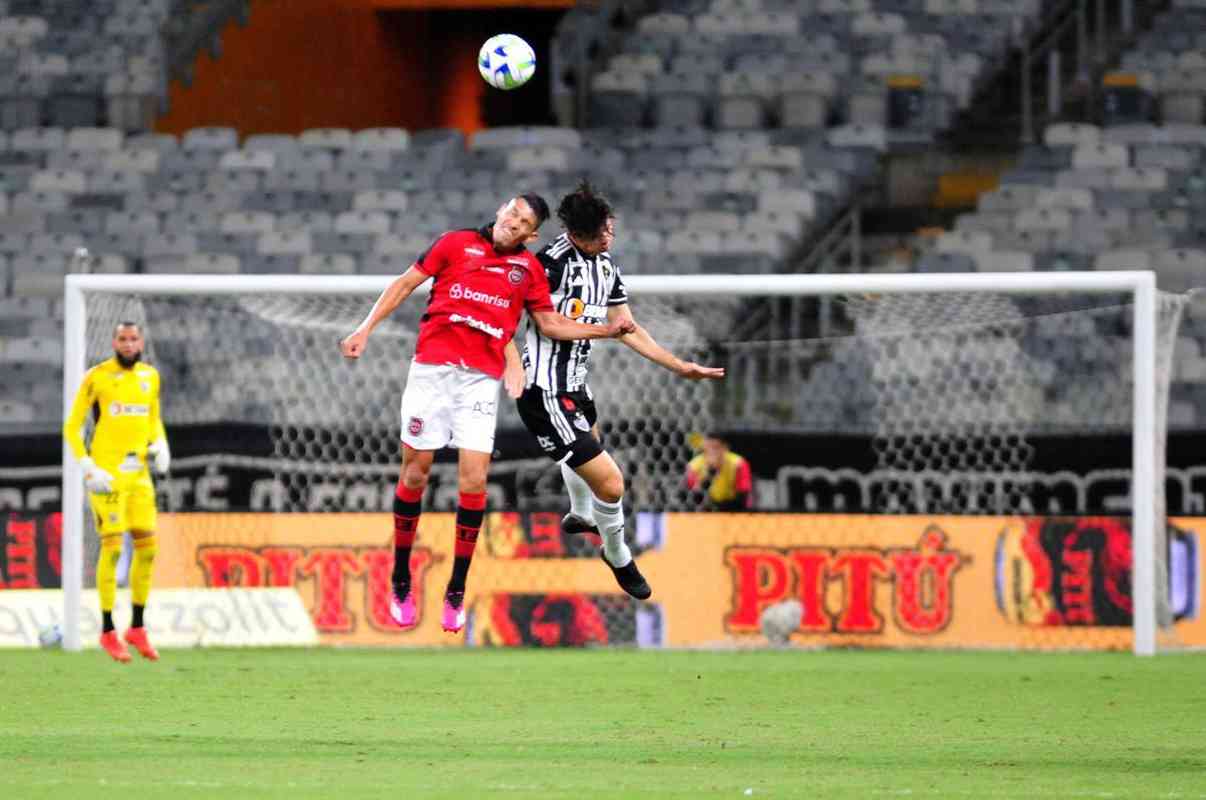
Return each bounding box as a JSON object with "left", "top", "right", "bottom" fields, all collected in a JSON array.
[{"left": 340, "top": 194, "right": 635, "bottom": 633}]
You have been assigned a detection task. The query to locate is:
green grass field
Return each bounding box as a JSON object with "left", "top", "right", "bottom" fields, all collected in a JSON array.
[{"left": 1, "top": 648, "right": 1204, "bottom": 799}]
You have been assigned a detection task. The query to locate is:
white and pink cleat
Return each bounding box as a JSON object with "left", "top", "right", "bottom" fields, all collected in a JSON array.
[
  {"left": 442, "top": 591, "right": 466, "bottom": 633},
  {"left": 389, "top": 584, "right": 418, "bottom": 629}
]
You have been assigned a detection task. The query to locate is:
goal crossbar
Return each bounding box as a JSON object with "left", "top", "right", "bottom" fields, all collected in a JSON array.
[{"left": 60, "top": 271, "right": 1162, "bottom": 654}]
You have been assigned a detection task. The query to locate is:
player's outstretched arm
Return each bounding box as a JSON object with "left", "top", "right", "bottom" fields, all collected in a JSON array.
[
  {"left": 340, "top": 266, "right": 430, "bottom": 359},
  {"left": 63, "top": 372, "right": 93, "bottom": 463},
  {"left": 608, "top": 304, "right": 725, "bottom": 381},
  {"left": 502, "top": 340, "right": 525, "bottom": 399},
  {"left": 63, "top": 370, "right": 114, "bottom": 494},
  {"left": 530, "top": 310, "right": 635, "bottom": 342}
]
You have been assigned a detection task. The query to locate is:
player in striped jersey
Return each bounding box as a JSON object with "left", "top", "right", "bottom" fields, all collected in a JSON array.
[{"left": 506, "top": 182, "right": 724, "bottom": 598}]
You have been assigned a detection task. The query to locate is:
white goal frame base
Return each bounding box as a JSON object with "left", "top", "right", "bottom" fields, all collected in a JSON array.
[{"left": 62, "top": 271, "right": 1162, "bottom": 655}]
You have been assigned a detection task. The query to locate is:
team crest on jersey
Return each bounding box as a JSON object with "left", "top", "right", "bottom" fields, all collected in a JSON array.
[
  {"left": 139, "top": 381, "right": 150, "bottom": 393},
  {"left": 508, "top": 266, "right": 524, "bottom": 285},
  {"left": 573, "top": 413, "right": 590, "bottom": 432},
  {"left": 408, "top": 416, "right": 424, "bottom": 436}
]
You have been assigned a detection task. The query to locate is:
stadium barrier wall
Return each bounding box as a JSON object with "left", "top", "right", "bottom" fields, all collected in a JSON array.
[
  {"left": 0, "top": 587, "right": 317, "bottom": 649},
  {"left": 5, "top": 511, "right": 1203, "bottom": 649}
]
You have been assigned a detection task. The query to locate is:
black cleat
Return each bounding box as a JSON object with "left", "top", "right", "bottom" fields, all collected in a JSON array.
[
  {"left": 601, "top": 550, "right": 652, "bottom": 600},
  {"left": 562, "top": 513, "right": 599, "bottom": 536}
]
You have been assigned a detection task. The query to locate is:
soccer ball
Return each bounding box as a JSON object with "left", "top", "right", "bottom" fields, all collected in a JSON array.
[
  {"left": 759, "top": 600, "right": 802, "bottom": 646},
  {"left": 37, "top": 623, "right": 62, "bottom": 649},
  {"left": 478, "top": 34, "right": 536, "bottom": 91}
]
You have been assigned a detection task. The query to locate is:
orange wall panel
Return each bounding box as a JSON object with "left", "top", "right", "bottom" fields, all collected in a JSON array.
[{"left": 156, "top": 0, "right": 484, "bottom": 137}]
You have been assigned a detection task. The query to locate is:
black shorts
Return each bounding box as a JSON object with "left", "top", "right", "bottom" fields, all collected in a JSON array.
[{"left": 516, "top": 386, "right": 604, "bottom": 468}]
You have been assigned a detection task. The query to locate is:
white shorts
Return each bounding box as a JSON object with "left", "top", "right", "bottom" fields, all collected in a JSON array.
[{"left": 399, "top": 360, "right": 500, "bottom": 453}]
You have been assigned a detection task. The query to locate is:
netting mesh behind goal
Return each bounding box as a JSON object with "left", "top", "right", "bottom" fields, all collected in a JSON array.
[
  {"left": 82, "top": 289, "right": 724, "bottom": 509},
  {"left": 77, "top": 282, "right": 1192, "bottom": 650}
]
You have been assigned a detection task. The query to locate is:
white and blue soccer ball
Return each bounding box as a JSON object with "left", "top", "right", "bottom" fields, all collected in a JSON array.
[
  {"left": 478, "top": 34, "right": 536, "bottom": 91},
  {"left": 38, "top": 623, "right": 62, "bottom": 649}
]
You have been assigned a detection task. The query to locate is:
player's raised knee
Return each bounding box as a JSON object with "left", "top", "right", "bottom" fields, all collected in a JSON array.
[{"left": 596, "top": 472, "right": 625, "bottom": 504}]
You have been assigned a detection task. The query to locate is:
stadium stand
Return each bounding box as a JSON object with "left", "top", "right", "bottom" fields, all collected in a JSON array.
[
  {"left": 2, "top": 0, "right": 1204, "bottom": 435},
  {"left": 0, "top": 0, "right": 246, "bottom": 132},
  {"left": 557, "top": 0, "right": 1053, "bottom": 142},
  {"left": 0, "top": 121, "right": 884, "bottom": 426},
  {"left": 1118, "top": 0, "right": 1206, "bottom": 126}
]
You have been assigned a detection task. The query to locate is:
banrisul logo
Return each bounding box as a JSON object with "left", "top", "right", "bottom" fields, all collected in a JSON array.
[{"left": 448, "top": 283, "right": 510, "bottom": 308}]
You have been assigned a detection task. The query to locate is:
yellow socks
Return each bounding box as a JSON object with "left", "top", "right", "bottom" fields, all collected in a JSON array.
[
  {"left": 96, "top": 535, "right": 122, "bottom": 614},
  {"left": 130, "top": 535, "right": 157, "bottom": 608}
]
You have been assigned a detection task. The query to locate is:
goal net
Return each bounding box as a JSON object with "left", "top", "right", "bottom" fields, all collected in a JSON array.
[{"left": 62, "top": 272, "right": 1196, "bottom": 654}]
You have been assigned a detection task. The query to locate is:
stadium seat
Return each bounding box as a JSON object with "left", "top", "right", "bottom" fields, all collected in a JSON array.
[
  {"left": 105, "top": 210, "right": 158, "bottom": 235},
  {"left": 334, "top": 211, "right": 390, "bottom": 236},
  {"left": 142, "top": 232, "right": 197, "bottom": 259},
  {"left": 185, "top": 253, "right": 241, "bottom": 274},
  {"left": 915, "top": 251, "right": 976, "bottom": 272},
  {"left": 977, "top": 250, "right": 1034, "bottom": 271},
  {"left": 336, "top": 149, "right": 392, "bottom": 172},
  {"left": 1036, "top": 188, "right": 1093, "bottom": 210},
  {"left": 321, "top": 169, "right": 378, "bottom": 193},
  {"left": 220, "top": 211, "right": 276, "bottom": 235},
  {"left": 312, "top": 232, "right": 374, "bottom": 254},
  {"left": 104, "top": 74, "right": 157, "bottom": 131},
  {"left": 0, "top": 401, "right": 35, "bottom": 424},
  {"left": 257, "top": 230, "right": 311, "bottom": 255},
  {"left": 300, "top": 128, "right": 353, "bottom": 151},
  {"left": 359, "top": 252, "right": 403, "bottom": 274},
  {"left": 196, "top": 231, "right": 257, "bottom": 255},
  {"left": 245, "top": 134, "right": 303, "bottom": 162},
  {"left": 183, "top": 127, "right": 239, "bottom": 151},
  {"left": 350, "top": 127, "right": 411, "bottom": 152},
  {"left": 240, "top": 190, "right": 295, "bottom": 213},
  {"left": 299, "top": 253, "right": 356, "bottom": 275},
  {"left": 1072, "top": 144, "right": 1129, "bottom": 169},
  {"left": 936, "top": 230, "right": 993, "bottom": 255},
  {"left": 714, "top": 95, "right": 767, "bottom": 130},
  {"left": 277, "top": 211, "right": 334, "bottom": 233},
  {"left": 46, "top": 75, "right": 103, "bottom": 127},
  {"left": 264, "top": 168, "right": 323, "bottom": 193},
  {"left": 589, "top": 71, "right": 648, "bottom": 128},
  {"left": 244, "top": 254, "right": 301, "bottom": 274},
  {"left": 219, "top": 149, "right": 275, "bottom": 172}
]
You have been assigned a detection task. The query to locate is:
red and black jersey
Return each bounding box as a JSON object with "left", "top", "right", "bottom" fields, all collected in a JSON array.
[{"left": 413, "top": 226, "right": 554, "bottom": 379}]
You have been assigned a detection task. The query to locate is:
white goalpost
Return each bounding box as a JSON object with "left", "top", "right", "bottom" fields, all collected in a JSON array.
[{"left": 62, "top": 270, "right": 1169, "bottom": 655}]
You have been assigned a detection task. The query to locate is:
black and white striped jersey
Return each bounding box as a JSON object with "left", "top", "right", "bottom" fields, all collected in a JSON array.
[{"left": 522, "top": 233, "right": 628, "bottom": 393}]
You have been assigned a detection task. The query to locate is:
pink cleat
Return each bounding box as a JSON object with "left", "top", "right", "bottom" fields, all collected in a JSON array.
[
  {"left": 123, "top": 627, "right": 159, "bottom": 661},
  {"left": 99, "top": 630, "right": 131, "bottom": 663},
  {"left": 442, "top": 591, "right": 466, "bottom": 633},
  {"left": 389, "top": 584, "right": 418, "bottom": 629}
]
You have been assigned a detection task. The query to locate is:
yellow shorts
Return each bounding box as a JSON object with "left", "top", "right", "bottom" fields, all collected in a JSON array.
[{"left": 88, "top": 462, "right": 157, "bottom": 536}]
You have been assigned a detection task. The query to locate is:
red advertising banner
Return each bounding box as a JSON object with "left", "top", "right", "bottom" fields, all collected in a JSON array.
[
  {"left": 19, "top": 512, "right": 1204, "bottom": 650},
  {"left": 1, "top": 512, "right": 62, "bottom": 589}
]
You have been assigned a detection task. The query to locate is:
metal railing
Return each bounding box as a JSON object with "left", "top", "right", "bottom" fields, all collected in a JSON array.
[{"left": 1020, "top": 0, "right": 1140, "bottom": 142}]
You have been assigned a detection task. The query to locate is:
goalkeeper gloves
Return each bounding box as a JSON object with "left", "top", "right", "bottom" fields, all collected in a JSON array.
[
  {"left": 79, "top": 456, "right": 114, "bottom": 495},
  {"left": 146, "top": 437, "right": 171, "bottom": 476}
]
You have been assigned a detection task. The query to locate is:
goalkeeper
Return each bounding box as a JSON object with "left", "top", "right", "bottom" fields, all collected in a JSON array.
[{"left": 64, "top": 322, "right": 170, "bottom": 662}]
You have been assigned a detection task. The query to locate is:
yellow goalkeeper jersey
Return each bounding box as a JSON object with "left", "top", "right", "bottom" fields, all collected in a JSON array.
[{"left": 64, "top": 357, "right": 165, "bottom": 464}]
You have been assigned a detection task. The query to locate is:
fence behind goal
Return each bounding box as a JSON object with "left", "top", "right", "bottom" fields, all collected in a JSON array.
[{"left": 61, "top": 271, "right": 1204, "bottom": 654}]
